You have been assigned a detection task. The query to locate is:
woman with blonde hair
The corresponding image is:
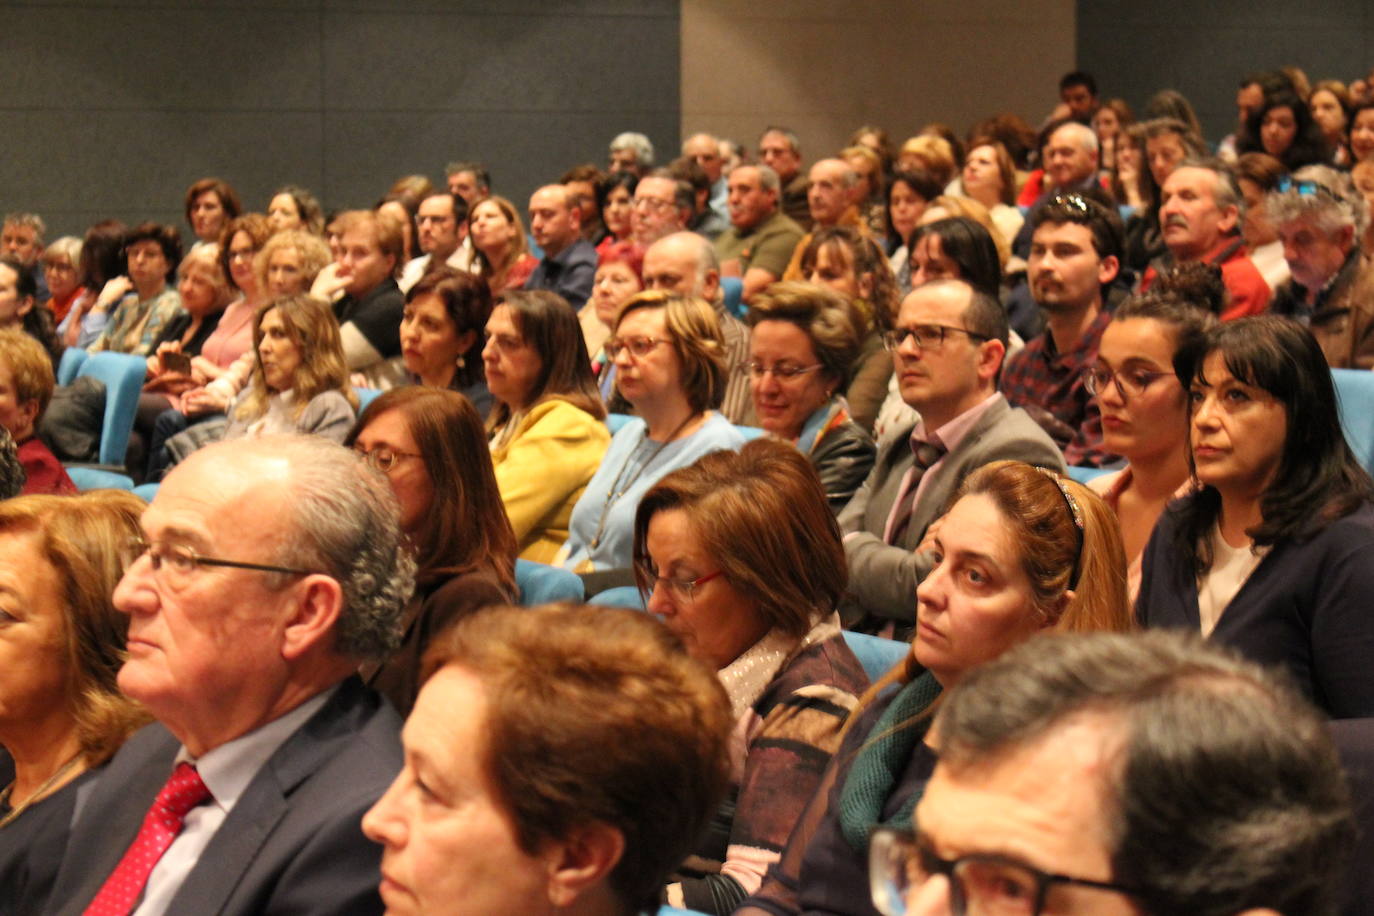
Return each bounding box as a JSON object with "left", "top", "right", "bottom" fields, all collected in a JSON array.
[
  {"left": 0, "top": 491, "right": 151, "bottom": 915},
  {"left": 467, "top": 196, "right": 539, "bottom": 295},
  {"left": 561, "top": 290, "right": 744, "bottom": 578},
  {"left": 155, "top": 294, "right": 357, "bottom": 473},
  {"left": 738, "top": 460, "right": 1130, "bottom": 916},
  {"left": 897, "top": 135, "right": 956, "bottom": 188},
  {"left": 225, "top": 294, "right": 357, "bottom": 441}
]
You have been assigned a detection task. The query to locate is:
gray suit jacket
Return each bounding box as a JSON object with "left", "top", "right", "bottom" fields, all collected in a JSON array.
[
  {"left": 45, "top": 676, "right": 401, "bottom": 916},
  {"left": 838, "top": 395, "right": 1065, "bottom": 626}
]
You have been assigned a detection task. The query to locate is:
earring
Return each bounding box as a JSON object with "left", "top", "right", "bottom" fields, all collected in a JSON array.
[{"left": 457, "top": 355, "right": 466, "bottom": 368}]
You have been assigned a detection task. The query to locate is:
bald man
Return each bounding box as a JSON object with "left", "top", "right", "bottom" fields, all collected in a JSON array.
[{"left": 526, "top": 184, "right": 597, "bottom": 308}]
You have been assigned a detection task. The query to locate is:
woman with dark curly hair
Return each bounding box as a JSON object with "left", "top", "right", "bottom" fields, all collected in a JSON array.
[{"left": 1237, "top": 90, "right": 1331, "bottom": 171}]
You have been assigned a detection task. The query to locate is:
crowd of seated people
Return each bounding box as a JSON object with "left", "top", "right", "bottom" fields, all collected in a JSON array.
[{"left": 7, "top": 61, "right": 1374, "bottom": 916}]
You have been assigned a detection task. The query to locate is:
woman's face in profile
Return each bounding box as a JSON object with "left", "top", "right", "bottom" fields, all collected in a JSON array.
[
  {"left": 914, "top": 492, "right": 1047, "bottom": 687},
  {"left": 0, "top": 530, "right": 68, "bottom": 743},
  {"left": 362, "top": 665, "right": 554, "bottom": 914}
]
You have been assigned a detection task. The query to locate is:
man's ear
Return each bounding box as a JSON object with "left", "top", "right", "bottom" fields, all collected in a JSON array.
[
  {"left": 975, "top": 337, "right": 1006, "bottom": 384},
  {"left": 544, "top": 822, "right": 625, "bottom": 908},
  {"left": 281, "top": 574, "right": 344, "bottom": 661}
]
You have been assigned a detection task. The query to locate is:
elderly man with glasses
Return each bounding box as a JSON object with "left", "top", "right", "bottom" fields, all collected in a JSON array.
[
  {"left": 838, "top": 279, "right": 1062, "bottom": 636},
  {"left": 45, "top": 435, "right": 414, "bottom": 916}
]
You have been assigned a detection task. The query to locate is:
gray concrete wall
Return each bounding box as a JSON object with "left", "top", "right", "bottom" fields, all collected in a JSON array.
[
  {"left": 1078, "top": 0, "right": 1374, "bottom": 145},
  {"left": 3, "top": 0, "right": 680, "bottom": 239}
]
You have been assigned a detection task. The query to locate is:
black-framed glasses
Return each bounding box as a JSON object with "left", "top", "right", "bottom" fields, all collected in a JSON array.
[
  {"left": 353, "top": 445, "right": 423, "bottom": 473},
  {"left": 1081, "top": 363, "right": 1173, "bottom": 401},
  {"left": 605, "top": 335, "right": 670, "bottom": 360},
  {"left": 882, "top": 324, "right": 990, "bottom": 353},
  {"left": 745, "top": 360, "right": 823, "bottom": 381},
  {"left": 868, "top": 827, "right": 1144, "bottom": 916},
  {"left": 633, "top": 559, "right": 723, "bottom": 601},
  {"left": 122, "top": 537, "right": 313, "bottom": 589}
]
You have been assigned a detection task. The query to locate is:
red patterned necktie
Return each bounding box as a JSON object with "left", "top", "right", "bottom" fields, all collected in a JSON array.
[{"left": 84, "top": 762, "right": 211, "bottom": 916}]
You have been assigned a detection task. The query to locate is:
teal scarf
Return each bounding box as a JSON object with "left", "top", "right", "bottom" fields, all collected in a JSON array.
[{"left": 838, "top": 671, "right": 942, "bottom": 853}]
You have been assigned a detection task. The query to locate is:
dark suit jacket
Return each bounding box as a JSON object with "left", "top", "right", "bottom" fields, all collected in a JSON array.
[
  {"left": 46, "top": 676, "right": 402, "bottom": 916},
  {"left": 839, "top": 395, "right": 1064, "bottom": 625}
]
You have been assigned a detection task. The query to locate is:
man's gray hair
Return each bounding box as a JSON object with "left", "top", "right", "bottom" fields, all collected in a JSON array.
[
  {"left": 1267, "top": 164, "right": 1368, "bottom": 239},
  {"left": 3, "top": 212, "right": 46, "bottom": 241},
  {"left": 759, "top": 126, "right": 801, "bottom": 157},
  {"left": 754, "top": 164, "right": 781, "bottom": 194},
  {"left": 935, "top": 630, "right": 1354, "bottom": 916},
  {"left": 1052, "top": 120, "right": 1099, "bottom": 155},
  {"left": 1176, "top": 155, "right": 1244, "bottom": 223},
  {"left": 208, "top": 435, "right": 415, "bottom": 663},
  {"left": 610, "top": 131, "right": 655, "bottom": 168}
]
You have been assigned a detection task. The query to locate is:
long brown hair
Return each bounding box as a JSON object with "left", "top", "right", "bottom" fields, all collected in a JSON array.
[
  {"left": 237, "top": 294, "right": 358, "bottom": 422},
  {"left": 468, "top": 196, "right": 531, "bottom": 291},
  {"left": 486, "top": 290, "right": 605, "bottom": 431},
  {"left": 0, "top": 491, "right": 152, "bottom": 765},
  {"left": 347, "top": 387, "right": 517, "bottom": 592}
]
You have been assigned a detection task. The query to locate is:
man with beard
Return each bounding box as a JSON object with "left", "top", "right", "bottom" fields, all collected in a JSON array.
[
  {"left": 1001, "top": 195, "right": 1123, "bottom": 467},
  {"left": 1141, "top": 157, "right": 1270, "bottom": 320}
]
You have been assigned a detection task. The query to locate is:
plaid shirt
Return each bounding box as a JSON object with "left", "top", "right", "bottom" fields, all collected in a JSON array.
[{"left": 1000, "top": 309, "right": 1119, "bottom": 467}]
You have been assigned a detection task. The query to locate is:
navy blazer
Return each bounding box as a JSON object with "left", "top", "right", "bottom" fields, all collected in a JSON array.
[
  {"left": 45, "top": 676, "right": 402, "bottom": 916},
  {"left": 1138, "top": 500, "right": 1374, "bottom": 718}
]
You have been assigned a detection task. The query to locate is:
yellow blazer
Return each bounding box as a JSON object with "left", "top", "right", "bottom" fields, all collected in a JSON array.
[{"left": 491, "top": 398, "right": 610, "bottom": 563}]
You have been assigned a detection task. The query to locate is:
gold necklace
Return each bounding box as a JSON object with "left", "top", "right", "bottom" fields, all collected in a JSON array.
[{"left": 0, "top": 754, "right": 84, "bottom": 830}]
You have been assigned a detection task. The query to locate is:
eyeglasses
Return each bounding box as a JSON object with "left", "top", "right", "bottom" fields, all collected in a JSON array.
[
  {"left": 1081, "top": 363, "right": 1173, "bottom": 401},
  {"left": 634, "top": 560, "right": 723, "bottom": 601},
  {"left": 745, "top": 361, "right": 824, "bottom": 381},
  {"left": 605, "top": 336, "right": 670, "bottom": 359},
  {"left": 353, "top": 445, "right": 423, "bottom": 473},
  {"left": 882, "top": 324, "right": 990, "bottom": 352},
  {"left": 868, "top": 827, "right": 1144, "bottom": 916},
  {"left": 122, "top": 537, "right": 313, "bottom": 590}
]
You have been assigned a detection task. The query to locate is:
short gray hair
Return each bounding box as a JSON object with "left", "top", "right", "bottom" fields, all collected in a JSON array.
[
  {"left": 610, "top": 131, "right": 655, "bottom": 168},
  {"left": 1175, "top": 156, "right": 1243, "bottom": 222},
  {"left": 43, "top": 235, "right": 82, "bottom": 268},
  {"left": 754, "top": 164, "right": 781, "bottom": 194},
  {"left": 759, "top": 126, "right": 801, "bottom": 157},
  {"left": 1266, "top": 164, "right": 1368, "bottom": 238},
  {"left": 3, "top": 212, "right": 46, "bottom": 241},
  {"left": 1052, "top": 120, "right": 1099, "bottom": 155},
  {"left": 205, "top": 436, "right": 415, "bottom": 663}
]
